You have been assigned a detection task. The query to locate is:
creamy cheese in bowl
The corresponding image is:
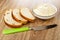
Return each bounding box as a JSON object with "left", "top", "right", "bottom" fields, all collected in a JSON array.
[{"left": 33, "top": 3, "right": 57, "bottom": 19}]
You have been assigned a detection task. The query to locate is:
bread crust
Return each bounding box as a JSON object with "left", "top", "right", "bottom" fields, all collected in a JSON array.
[
  {"left": 20, "top": 12, "right": 35, "bottom": 22},
  {"left": 12, "top": 10, "right": 28, "bottom": 24},
  {"left": 4, "top": 10, "right": 23, "bottom": 28},
  {"left": 4, "top": 18, "right": 22, "bottom": 28}
]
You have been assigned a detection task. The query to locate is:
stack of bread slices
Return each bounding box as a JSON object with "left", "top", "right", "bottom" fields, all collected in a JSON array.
[{"left": 4, "top": 8, "right": 35, "bottom": 28}]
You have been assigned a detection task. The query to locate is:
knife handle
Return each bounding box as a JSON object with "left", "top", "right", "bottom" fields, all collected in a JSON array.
[{"left": 3, "top": 27, "right": 30, "bottom": 35}]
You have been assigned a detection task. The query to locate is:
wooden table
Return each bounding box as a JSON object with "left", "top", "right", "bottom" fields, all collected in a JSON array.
[{"left": 0, "top": 0, "right": 60, "bottom": 40}]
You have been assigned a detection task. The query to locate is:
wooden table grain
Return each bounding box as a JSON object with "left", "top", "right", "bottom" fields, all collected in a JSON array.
[{"left": 0, "top": 0, "right": 60, "bottom": 40}]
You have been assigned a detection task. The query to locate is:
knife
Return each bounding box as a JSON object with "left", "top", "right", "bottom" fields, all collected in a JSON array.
[{"left": 3, "top": 24, "right": 57, "bottom": 35}]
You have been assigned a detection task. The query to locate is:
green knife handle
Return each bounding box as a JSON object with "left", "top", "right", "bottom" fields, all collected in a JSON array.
[{"left": 3, "top": 27, "right": 30, "bottom": 35}]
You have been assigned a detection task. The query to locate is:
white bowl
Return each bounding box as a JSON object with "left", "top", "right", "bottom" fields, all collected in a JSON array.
[
  {"left": 33, "top": 12, "right": 56, "bottom": 19},
  {"left": 33, "top": 4, "right": 57, "bottom": 19}
]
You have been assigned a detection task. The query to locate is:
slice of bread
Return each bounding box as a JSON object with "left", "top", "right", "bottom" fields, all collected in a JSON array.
[
  {"left": 4, "top": 9, "right": 22, "bottom": 28},
  {"left": 12, "top": 9, "right": 28, "bottom": 24},
  {"left": 20, "top": 8, "right": 35, "bottom": 22}
]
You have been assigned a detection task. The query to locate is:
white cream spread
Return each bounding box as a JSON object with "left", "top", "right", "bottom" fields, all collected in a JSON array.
[{"left": 33, "top": 4, "right": 57, "bottom": 16}]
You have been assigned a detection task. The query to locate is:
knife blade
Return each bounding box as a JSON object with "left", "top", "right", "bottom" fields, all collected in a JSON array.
[{"left": 3, "top": 24, "right": 57, "bottom": 35}]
